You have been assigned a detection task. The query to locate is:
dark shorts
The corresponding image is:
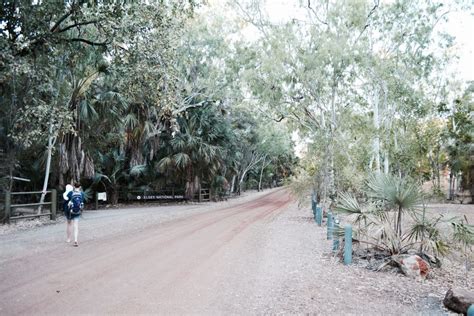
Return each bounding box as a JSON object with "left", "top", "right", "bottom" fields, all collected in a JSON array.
[
  {"left": 64, "top": 211, "right": 80, "bottom": 221},
  {"left": 63, "top": 202, "right": 80, "bottom": 220}
]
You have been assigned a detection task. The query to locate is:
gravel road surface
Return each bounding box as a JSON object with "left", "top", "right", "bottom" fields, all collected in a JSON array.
[{"left": 0, "top": 188, "right": 464, "bottom": 315}]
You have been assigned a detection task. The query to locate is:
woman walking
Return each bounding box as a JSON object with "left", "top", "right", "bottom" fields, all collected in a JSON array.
[{"left": 63, "top": 183, "right": 84, "bottom": 247}]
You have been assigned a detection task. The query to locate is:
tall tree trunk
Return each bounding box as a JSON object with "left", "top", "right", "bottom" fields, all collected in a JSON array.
[
  {"left": 258, "top": 156, "right": 266, "bottom": 192},
  {"left": 435, "top": 151, "right": 441, "bottom": 193},
  {"left": 230, "top": 175, "right": 236, "bottom": 194},
  {"left": 470, "top": 166, "right": 474, "bottom": 204},
  {"left": 373, "top": 85, "right": 381, "bottom": 174},
  {"left": 448, "top": 172, "right": 454, "bottom": 200},
  {"left": 328, "top": 74, "right": 338, "bottom": 200},
  {"left": 238, "top": 171, "right": 247, "bottom": 194},
  {"left": 384, "top": 150, "right": 389, "bottom": 174},
  {"left": 38, "top": 120, "right": 55, "bottom": 215},
  {"left": 107, "top": 184, "right": 119, "bottom": 205}
]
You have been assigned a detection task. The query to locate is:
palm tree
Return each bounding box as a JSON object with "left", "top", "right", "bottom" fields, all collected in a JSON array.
[
  {"left": 336, "top": 173, "right": 474, "bottom": 257},
  {"left": 157, "top": 105, "right": 227, "bottom": 199},
  {"left": 365, "top": 173, "right": 422, "bottom": 239},
  {"left": 336, "top": 173, "right": 423, "bottom": 255}
]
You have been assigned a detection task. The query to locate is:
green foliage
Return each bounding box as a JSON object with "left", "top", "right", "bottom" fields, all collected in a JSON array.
[
  {"left": 366, "top": 174, "right": 422, "bottom": 213},
  {"left": 452, "top": 220, "right": 474, "bottom": 250},
  {"left": 336, "top": 173, "right": 473, "bottom": 257},
  {"left": 444, "top": 83, "right": 474, "bottom": 197}
]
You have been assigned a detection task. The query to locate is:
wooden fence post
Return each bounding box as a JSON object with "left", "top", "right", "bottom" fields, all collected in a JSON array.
[
  {"left": 50, "top": 189, "right": 57, "bottom": 220},
  {"left": 4, "top": 191, "right": 11, "bottom": 224}
]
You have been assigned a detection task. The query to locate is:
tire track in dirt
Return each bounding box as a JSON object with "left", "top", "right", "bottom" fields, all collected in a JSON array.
[
  {"left": 0, "top": 189, "right": 286, "bottom": 291},
  {"left": 0, "top": 188, "right": 292, "bottom": 315}
]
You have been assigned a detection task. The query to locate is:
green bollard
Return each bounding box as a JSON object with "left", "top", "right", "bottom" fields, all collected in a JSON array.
[
  {"left": 344, "top": 224, "right": 352, "bottom": 265},
  {"left": 327, "top": 213, "right": 333, "bottom": 240},
  {"left": 316, "top": 207, "right": 322, "bottom": 226},
  {"left": 467, "top": 305, "right": 474, "bottom": 316}
]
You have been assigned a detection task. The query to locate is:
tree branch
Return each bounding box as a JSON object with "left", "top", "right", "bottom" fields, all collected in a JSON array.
[
  {"left": 57, "top": 20, "right": 99, "bottom": 33},
  {"left": 307, "top": 0, "right": 328, "bottom": 26},
  {"left": 353, "top": 0, "right": 380, "bottom": 46},
  {"left": 69, "top": 38, "right": 108, "bottom": 46},
  {"left": 50, "top": 10, "right": 74, "bottom": 33},
  {"left": 233, "top": 0, "right": 270, "bottom": 38}
]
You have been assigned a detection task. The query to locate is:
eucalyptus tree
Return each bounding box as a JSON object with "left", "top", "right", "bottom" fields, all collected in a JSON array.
[
  {"left": 254, "top": 122, "right": 294, "bottom": 191},
  {"left": 233, "top": 0, "right": 461, "bottom": 205},
  {"left": 444, "top": 83, "right": 474, "bottom": 201},
  {"left": 363, "top": 0, "right": 456, "bottom": 179},
  {"left": 238, "top": 0, "right": 376, "bottom": 204}
]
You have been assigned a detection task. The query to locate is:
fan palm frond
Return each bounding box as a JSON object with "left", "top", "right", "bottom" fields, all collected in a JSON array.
[
  {"left": 130, "top": 164, "right": 147, "bottom": 177},
  {"left": 174, "top": 153, "right": 191, "bottom": 170},
  {"left": 335, "top": 191, "right": 362, "bottom": 214},
  {"left": 366, "top": 173, "right": 422, "bottom": 211},
  {"left": 124, "top": 113, "right": 138, "bottom": 131},
  {"left": 157, "top": 157, "right": 173, "bottom": 172},
  {"left": 79, "top": 99, "right": 99, "bottom": 121}
]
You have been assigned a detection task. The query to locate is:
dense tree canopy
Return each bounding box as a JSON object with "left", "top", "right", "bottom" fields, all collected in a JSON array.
[
  {"left": 0, "top": 0, "right": 472, "bottom": 205},
  {"left": 0, "top": 0, "right": 296, "bottom": 202}
]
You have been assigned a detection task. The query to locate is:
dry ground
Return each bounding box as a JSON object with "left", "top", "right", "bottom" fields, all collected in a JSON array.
[{"left": 0, "top": 188, "right": 472, "bottom": 315}]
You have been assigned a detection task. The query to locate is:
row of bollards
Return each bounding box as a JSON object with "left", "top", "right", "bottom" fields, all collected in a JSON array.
[{"left": 312, "top": 192, "right": 352, "bottom": 265}]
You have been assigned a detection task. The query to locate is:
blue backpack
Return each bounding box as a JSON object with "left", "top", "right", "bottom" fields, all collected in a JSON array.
[{"left": 70, "top": 191, "right": 83, "bottom": 215}]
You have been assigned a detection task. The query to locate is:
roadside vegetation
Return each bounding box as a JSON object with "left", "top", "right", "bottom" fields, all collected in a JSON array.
[
  {"left": 0, "top": 1, "right": 297, "bottom": 205},
  {"left": 0, "top": 2, "right": 472, "bottom": 216}
]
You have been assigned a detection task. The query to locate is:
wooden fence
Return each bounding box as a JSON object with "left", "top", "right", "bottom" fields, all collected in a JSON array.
[
  {"left": 197, "top": 188, "right": 210, "bottom": 202},
  {"left": 2, "top": 190, "right": 57, "bottom": 224}
]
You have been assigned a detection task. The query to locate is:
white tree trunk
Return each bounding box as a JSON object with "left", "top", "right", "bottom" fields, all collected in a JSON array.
[
  {"left": 384, "top": 150, "right": 389, "bottom": 174},
  {"left": 230, "top": 175, "right": 236, "bottom": 193},
  {"left": 372, "top": 85, "right": 381, "bottom": 173},
  {"left": 328, "top": 77, "right": 337, "bottom": 199},
  {"left": 258, "top": 156, "right": 266, "bottom": 192},
  {"left": 38, "top": 121, "right": 55, "bottom": 214}
]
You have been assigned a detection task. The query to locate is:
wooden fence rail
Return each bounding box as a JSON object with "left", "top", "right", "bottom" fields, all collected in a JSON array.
[{"left": 2, "top": 190, "right": 57, "bottom": 224}]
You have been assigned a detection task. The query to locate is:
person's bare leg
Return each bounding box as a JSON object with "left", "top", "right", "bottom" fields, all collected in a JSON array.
[
  {"left": 73, "top": 218, "right": 79, "bottom": 246},
  {"left": 66, "top": 220, "right": 72, "bottom": 243}
]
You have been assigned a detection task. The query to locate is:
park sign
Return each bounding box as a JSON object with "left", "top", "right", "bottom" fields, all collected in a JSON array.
[{"left": 130, "top": 193, "right": 185, "bottom": 201}]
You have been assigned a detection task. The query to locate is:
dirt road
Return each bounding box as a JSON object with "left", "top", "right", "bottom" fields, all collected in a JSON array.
[
  {"left": 0, "top": 188, "right": 462, "bottom": 315},
  {"left": 0, "top": 189, "right": 292, "bottom": 314}
]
